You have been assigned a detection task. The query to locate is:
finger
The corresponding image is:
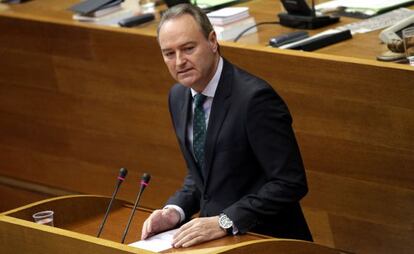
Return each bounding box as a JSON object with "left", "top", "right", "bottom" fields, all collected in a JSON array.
[
  {"left": 142, "top": 210, "right": 161, "bottom": 239},
  {"left": 142, "top": 216, "right": 154, "bottom": 239},
  {"left": 173, "top": 229, "right": 198, "bottom": 248},
  {"left": 182, "top": 235, "right": 205, "bottom": 248},
  {"left": 172, "top": 220, "right": 194, "bottom": 242},
  {"left": 172, "top": 227, "right": 189, "bottom": 246},
  {"left": 175, "top": 219, "right": 194, "bottom": 234},
  {"left": 173, "top": 222, "right": 200, "bottom": 247},
  {"left": 141, "top": 219, "right": 149, "bottom": 239},
  {"left": 148, "top": 210, "right": 163, "bottom": 232}
]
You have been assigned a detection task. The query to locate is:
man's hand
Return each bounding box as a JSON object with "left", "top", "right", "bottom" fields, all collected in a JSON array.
[
  {"left": 141, "top": 207, "right": 181, "bottom": 240},
  {"left": 172, "top": 216, "right": 227, "bottom": 248}
]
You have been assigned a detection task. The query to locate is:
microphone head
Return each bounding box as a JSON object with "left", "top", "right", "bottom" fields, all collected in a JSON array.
[
  {"left": 118, "top": 168, "right": 128, "bottom": 181},
  {"left": 141, "top": 173, "right": 151, "bottom": 185}
]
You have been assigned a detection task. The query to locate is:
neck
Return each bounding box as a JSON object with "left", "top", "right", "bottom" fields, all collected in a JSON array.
[{"left": 193, "top": 54, "right": 220, "bottom": 93}]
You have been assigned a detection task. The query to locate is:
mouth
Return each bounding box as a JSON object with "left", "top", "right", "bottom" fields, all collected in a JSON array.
[{"left": 177, "top": 68, "right": 193, "bottom": 75}]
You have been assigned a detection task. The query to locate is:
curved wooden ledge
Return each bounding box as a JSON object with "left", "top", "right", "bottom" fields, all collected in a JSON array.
[{"left": 213, "top": 239, "right": 352, "bottom": 254}]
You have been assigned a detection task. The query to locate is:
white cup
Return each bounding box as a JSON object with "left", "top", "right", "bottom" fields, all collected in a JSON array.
[
  {"left": 402, "top": 27, "right": 414, "bottom": 66},
  {"left": 32, "top": 210, "right": 54, "bottom": 226}
]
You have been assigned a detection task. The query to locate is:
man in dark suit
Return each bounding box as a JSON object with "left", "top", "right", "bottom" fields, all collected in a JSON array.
[{"left": 141, "top": 3, "right": 312, "bottom": 247}]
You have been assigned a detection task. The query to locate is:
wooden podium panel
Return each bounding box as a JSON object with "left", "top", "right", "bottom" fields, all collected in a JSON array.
[{"left": 0, "top": 195, "right": 349, "bottom": 254}]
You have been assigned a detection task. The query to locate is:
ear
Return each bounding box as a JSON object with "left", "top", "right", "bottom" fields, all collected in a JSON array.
[{"left": 208, "top": 30, "right": 219, "bottom": 53}]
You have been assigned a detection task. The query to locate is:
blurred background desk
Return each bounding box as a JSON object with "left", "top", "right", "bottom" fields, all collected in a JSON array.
[{"left": 0, "top": 1, "right": 413, "bottom": 254}]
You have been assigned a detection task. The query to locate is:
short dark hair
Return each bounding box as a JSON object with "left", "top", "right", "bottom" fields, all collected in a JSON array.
[{"left": 157, "top": 4, "right": 214, "bottom": 40}]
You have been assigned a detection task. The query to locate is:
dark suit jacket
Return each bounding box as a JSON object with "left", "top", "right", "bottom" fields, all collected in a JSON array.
[{"left": 166, "top": 59, "right": 312, "bottom": 241}]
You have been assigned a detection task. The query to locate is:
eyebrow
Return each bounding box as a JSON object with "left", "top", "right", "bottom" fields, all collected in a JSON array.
[{"left": 161, "top": 42, "right": 196, "bottom": 53}]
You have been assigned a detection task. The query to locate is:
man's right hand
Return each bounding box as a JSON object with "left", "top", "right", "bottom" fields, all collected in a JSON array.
[{"left": 141, "top": 207, "right": 181, "bottom": 240}]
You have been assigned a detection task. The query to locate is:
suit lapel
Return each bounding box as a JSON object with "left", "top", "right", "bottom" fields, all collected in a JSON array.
[{"left": 204, "top": 60, "right": 233, "bottom": 186}]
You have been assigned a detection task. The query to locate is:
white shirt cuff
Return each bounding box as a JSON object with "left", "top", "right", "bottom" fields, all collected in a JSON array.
[
  {"left": 232, "top": 224, "right": 239, "bottom": 235},
  {"left": 164, "top": 205, "right": 185, "bottom": 223}
]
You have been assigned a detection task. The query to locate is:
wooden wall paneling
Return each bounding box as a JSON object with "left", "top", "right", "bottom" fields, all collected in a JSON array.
[
  {"left": 220, "top": 45, "right": 414, "bottom": 254},
  {"left": 0, "top": 17, "right": 186, "bottom": 208},
  {"left": 0, "top": 184, "right": 52, "bottom": 212},
  {"left": 221, "top": 45, "right": 414, "bottom": 187},
  {"left": 304, "top": 171, "right": 414, "bottom": 228},
  {"left": 327, "top": 214, "right": 414, "bottom": 254},
  {"left": 1, "top": 5, "right": 414, "bottom": 254}
]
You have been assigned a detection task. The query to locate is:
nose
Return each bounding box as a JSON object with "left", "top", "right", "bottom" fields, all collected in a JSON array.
[{"left": 176, "top": 51, "right": 186, "bottom": 66}]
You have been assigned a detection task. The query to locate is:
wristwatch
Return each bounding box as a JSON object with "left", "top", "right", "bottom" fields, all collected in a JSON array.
[{"left": 218, "top": 213, "right": 233, "bottom": 235}]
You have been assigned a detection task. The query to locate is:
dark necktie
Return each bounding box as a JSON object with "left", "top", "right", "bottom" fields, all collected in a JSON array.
[{"left": 193, "top": 94, "right": 207, "bottom": 172}]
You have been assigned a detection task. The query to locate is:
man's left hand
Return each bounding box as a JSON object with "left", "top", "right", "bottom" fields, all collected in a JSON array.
[{"left": 172, "top": 216, "right": 227, "bottom": 248}]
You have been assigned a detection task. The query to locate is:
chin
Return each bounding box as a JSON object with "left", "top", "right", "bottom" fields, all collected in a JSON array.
[{"left": 177, "top": 77, "right": 197, "bottom": 88}]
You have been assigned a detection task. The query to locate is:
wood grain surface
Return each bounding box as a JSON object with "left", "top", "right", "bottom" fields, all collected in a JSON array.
[{"left": 0, "top": 1, "right": 413, "bottom": 254}]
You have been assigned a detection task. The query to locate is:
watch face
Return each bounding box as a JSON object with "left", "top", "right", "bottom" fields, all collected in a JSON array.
[{"left": 219, "top": 214, "right": 233, "bottom": 229}]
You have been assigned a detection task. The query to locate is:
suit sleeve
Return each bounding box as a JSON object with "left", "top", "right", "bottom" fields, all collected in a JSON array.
[
  {"left": 223, "top": 86, "right": 308, "bottom": 234},
  {"left": 166, "top": 173, "right": 201, "bottom": 220}
]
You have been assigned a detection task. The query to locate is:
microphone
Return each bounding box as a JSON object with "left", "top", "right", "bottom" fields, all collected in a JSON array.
[
  {"left": 96, "top": 167, "right": 128, "bottom": 238},
  {"left": 121, "top": 173, "right": 151, "bottom": 243}
]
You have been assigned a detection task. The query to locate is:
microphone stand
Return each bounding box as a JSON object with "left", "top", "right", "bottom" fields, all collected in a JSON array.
[
  {"left": 121, "top": 173, "right": 151, "bottom": 244},
  {"left": 97, "top": 168, "right": 128, "bottom": 238}
]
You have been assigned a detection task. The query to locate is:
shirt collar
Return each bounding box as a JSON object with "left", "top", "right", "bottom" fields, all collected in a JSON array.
[{"left": 191, "top": 57, "right": 223, "bottom": 98}]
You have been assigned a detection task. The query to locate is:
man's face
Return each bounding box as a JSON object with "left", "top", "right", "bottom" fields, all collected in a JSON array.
[{"left": 158, "top": 14, "right": 219, "bottom": 92}]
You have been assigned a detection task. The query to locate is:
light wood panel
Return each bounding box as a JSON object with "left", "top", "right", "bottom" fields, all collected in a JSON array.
[
  {"left": 2, "top": 195, "right": 271, "bottom": 252},
  {"left": 1, "top": 1, "right": 413, "bottom": 254},
  {"left": 0, "top": 218, "right": 145, "bottom": 254},
  {"left": 1, "top": 195, "right": 349, "bottom": 254},
  {"left": 214, "top": 239, "right": 350, "bottom": 254}
]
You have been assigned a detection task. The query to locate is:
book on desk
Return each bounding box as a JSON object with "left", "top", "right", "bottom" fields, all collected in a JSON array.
[{"left": 207, "top": 7, "right": 257, "bottom": 41}]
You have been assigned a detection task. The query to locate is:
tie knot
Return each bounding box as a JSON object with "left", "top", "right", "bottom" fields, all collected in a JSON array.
[{"left": 194, "top": 94, "right": 207, "bottom": 107}]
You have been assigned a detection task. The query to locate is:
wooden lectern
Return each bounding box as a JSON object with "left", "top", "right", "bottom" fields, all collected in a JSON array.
[{"left": 0, "top": 195, "right": 349, "bottom": 254}]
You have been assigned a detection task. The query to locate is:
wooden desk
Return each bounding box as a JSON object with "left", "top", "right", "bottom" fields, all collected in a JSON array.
[
  {"left": 0, "top": 1, "right": 413, "bottom": 254},
  {"left": 2, "top": 195, "right": 267, "bottom": 248},
  {"left": 0, "top": 0, "right": 409, "bottom": 60},
  {"left": 1, "top": 195, "right": 346, "bottom": 254}
]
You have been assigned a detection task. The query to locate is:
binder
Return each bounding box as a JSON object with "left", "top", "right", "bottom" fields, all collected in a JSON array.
[
  {"left": 69, "top": 0, "right": 122, "bottom": 15},
  {"left": 289, "top": 29, "right": 352, "bottom": 51}
]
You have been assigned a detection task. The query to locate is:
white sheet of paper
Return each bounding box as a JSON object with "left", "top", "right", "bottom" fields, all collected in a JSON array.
[
  {"left": 128, "top": 229, "right": 179, "bottom": 252},
  {"left": 316, "top": 0, "right": 414, "bottom": 10}
]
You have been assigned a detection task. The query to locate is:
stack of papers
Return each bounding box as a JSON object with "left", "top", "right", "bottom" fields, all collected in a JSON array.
[
  {"left": 128, "top": 229, "right": 179, "bottom": 252},
  {"left": 207, "top": 7, "right": 256, "bottom": 41},
  {"left": 316, "top": 0, "right": 414, "bottom": 16},
  {"left": 207, "top": 7, "right": 249, "bottom": 25},
  {"left": 194, "top": 0, "right": 239, "bottom": 11}
]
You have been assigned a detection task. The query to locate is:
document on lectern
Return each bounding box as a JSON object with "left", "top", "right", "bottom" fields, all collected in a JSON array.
[{"left": 129, "top": 229, "right": 179, "bottom": 252}]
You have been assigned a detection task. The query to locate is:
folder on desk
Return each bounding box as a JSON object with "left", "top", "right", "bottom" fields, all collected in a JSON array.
[
  {"left": 69, "top": 0, "right": 122, "bottom": 15},
  {"left": 163, "top": 0, "right": 240, "bottom": 12},
  {"left": 280, "top": 29, "right": 352, "bottom": 51},
  {"left": 316, "top": 0, "right": 414, "bottom": 17}
]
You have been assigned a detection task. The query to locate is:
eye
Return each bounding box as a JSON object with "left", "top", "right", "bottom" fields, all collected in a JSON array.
[
  {"left": 163, "top": 51, "right": 175, "bottom": 59},
  {"left": 184, "top": 46, "right": 195, "bottom": 53}
]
